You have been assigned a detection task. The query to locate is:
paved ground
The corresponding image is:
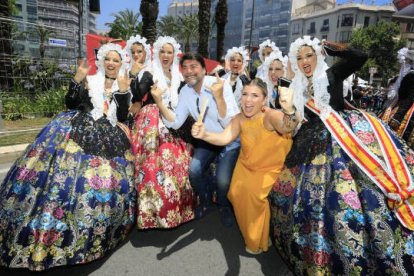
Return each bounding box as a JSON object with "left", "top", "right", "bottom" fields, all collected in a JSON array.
[{"left": 0, "top": 151, "right": 293, "bottom": 276}]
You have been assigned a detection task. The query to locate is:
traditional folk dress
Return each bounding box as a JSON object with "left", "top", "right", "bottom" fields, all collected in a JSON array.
[
  {"left": 269, "top": 38, "right": 414, "bottom": 275},
  {"left": 130, "top": 36, "right": 194, "bottom": 229},
  {"left": 0, "top": 75, "right": 136, "bottom": 271}
]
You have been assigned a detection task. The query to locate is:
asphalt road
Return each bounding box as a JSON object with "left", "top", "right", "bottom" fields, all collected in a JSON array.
[{"left": 0, "top": 153, "right": 292, "bottom": 276}]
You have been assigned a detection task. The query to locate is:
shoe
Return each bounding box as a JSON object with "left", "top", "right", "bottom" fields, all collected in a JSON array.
[
  {"left": 195, "top": 204, "right": 214, "bottom": 219},
  {"left": 245, "top": 246, "right": 263, "bottom": 255},
  {"left": 219, "top": 206, "right": 235, "bottom": 227}
]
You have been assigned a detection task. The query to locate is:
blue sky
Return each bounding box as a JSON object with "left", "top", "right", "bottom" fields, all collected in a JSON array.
[{"left": 96, "top": 0, "right": 393, "bottom": 31}]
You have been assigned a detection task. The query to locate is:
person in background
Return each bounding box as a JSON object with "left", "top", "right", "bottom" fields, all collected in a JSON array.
[
  {"left": 384, "top": 48, "right": 414, "bottom": 148},
  {"left": 255, "top": 39, "right": 280, "bottom": 79},
  {"left": 191, "top": 78, "right": 298, "bottom": 254},
  {"left": 131, "top": 36, "right": 194, "bottom": 229},
  {"left": 0, "top": 43, "right": 136, "bottom": 271},
  {"left": 126, "top": 34, "right": 152, "bottom": 116},
  {"left": 220, "top": 47, "right": 250, "bottom": 107},
  {"left": 262, "top": 51, "right": 288, "bottom": 109},
  {"left": 151, "top": 52, "right": 240, "bottom": 227}
]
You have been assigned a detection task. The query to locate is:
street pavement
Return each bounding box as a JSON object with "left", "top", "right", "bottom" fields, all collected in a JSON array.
[{"left": 0, "top": 152, "right": 293, "bottom": 276}]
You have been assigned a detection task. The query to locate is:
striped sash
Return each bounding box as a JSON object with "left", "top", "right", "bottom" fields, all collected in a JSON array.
[
  {"left": 397, "top": 102, "right": 414, "bottom": 138},
  {"left": 306, "top": 99, "right": 414, "bottom": 230}
]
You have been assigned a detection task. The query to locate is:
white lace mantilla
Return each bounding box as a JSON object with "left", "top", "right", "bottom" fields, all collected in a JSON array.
[{"left": 87, "top": 74, "right": 119, "bottom": 127}]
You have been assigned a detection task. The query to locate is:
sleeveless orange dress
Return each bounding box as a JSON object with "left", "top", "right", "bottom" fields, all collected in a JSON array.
[{"left": 228, "top": 114, "right": 292, "bottom": 252}]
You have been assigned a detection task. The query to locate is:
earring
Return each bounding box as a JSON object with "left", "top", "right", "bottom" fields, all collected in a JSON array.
[{"left": 261, "top": 106, "right": 266, "bottom": 113}]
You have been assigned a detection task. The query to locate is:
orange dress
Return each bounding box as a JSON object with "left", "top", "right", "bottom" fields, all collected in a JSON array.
[{"left": 228, "top": 115, "right": 292, "bottom": 252}]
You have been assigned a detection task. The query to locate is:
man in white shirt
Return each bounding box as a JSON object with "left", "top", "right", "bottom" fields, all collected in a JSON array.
[{"left": 151, "top": 53, "right": 240, "bottom": 227}]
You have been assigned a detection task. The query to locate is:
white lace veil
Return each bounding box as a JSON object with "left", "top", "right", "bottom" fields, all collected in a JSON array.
[
  {"left": 152, "top": 36, "right": 182, "bottom": 109},
  {"left": 288, "top": 36, "right": 330, "bottom": 119}
]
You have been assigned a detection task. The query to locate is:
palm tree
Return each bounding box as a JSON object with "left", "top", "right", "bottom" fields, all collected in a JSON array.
[
  {"left": 0, "top": 0, "right": 14, "bottom": 90},
  {"left": 157, "top": 15, "right": 179, "bottom": 37},
  {"left": 33, "top": 24, "right": 55, "bottom": 60},
  {"left": 105, "top": 9, "right": 141, "bottom": 40},
  {"left": 140, "top": 0, "right": 158, "bottom": 44},
  {"left": 215, "top": 0, "right": 227, "bottom": 61},
  {"left": 178, "top": 14, "right": 198, "bottom": 53},
  {"left": 198, "top": 0, "right": 211, "bottom": 57}
]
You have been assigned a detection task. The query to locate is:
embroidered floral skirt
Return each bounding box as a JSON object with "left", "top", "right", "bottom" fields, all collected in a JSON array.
[
  {"left": 269, "top": 110, "right": 414, "bottom": 275},
  {"left": 131, "top": 104, "right": 194, "bottom": 229},
  {"left": 0, "top": 111, "right": 136, "bottom": 271}
]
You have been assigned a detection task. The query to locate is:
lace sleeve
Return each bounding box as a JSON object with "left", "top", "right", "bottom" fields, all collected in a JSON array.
[{"left": 65, "top": 79, "right": 89, "bottom": 110}]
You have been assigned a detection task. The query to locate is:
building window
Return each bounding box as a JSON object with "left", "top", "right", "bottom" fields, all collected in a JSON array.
[
  {"left": 341, "top": 14, "right": 353, "bottom": 27},
  {"left": 406, "top": 23, "right": 414, "bottom": 33},
  {"left": 321, "top": 19, "right": 329, "bottom": 32},
  {"left": 321, "top": 34, "right": 328, "bottom": 40},
  {"left": 308, "top": 22, "right": 315, "bottom": 34},
  {"left": 292, "top": 24, "right": 300, "bottom": 35},
  {"left": 364, "top": 16, "right": 370, "bottom": 27}
]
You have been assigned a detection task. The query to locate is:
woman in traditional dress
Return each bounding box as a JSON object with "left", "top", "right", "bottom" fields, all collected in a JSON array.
[
  {"left": 220, "top": 46, "right": 251, "bottom": 107},
  {"left": 131, "top": 36, "right": 194, "bottom": 229},
  {"left": 262, "top": 51, "right": 288, "bottom": 109},
  {"left": 380, "top": 47, "right": 414, "bottom": 148},
  {"left": 191, "top": 78, "right": 298, "bottom": 254},
  {"left": 255, "top": 39, "right": 280, "bottom": 80},
  {"left": 0, "top": 43, "right": 136, "bottom": 271},
  {"left": 269, "top": 36, "right": 414, "bottom": 275},
  {"left": 126, "top": 34, "right": 152, "bottom": 116}
]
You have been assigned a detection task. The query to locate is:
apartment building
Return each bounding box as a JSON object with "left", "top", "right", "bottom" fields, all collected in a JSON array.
[{"left": 13, "top": 0, "right": 97, "bottom": 59}]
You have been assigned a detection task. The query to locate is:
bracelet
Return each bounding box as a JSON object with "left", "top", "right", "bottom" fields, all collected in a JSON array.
[{"left": 282, "top": 105, "right": 296, "bottom": 116}]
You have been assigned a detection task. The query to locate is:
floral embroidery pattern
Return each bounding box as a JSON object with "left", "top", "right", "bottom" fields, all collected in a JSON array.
[
  {"left": 131, "top": 104, "right": 194, "bottom": 229},
  {"left": 0, "top": 111, "right": 136, "bottom": 271},
  {"left": 270, "top": 110, "right": 414, "bottom": 275}
]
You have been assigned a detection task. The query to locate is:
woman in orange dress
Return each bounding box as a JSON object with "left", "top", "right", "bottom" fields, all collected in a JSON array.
[{"left": 191, "top": 78, "right": 299, "bottom": 254}]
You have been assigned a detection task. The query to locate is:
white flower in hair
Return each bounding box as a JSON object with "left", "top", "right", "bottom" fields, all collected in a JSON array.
[
  {"left": 225, "top": 46, "right": 249, "bottom": 67},
  {"left": 258, "top": 40, "right": 280, "bottom": 62},
  {"left": 288, "top": 36, "right": 330, "bottom": 120},
  {"left": 95, "top": 43, "right": 128, "bottom": 75},
  {"left": 125, "top": 35, "right": 152, "bottom": 69}
]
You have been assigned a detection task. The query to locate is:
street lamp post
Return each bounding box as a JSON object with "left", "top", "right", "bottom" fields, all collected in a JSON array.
[{"left": 78, "top": 0, "right": 84, "bottom": 59}]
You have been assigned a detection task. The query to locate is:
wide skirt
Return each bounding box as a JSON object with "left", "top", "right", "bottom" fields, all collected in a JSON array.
[
  {"left": 0, "top": 111, "right": 136, "bottom": 271},
  {"left": 269, "top": 110, "right": 414, "bottom": 275},
  {"left": 131, "top": 104, "right": 194, "bottom": 229}
]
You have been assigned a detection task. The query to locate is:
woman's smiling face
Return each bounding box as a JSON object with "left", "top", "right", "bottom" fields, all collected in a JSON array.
[{"left": 297, "top": 45, "right": 317, "bottom": 78}]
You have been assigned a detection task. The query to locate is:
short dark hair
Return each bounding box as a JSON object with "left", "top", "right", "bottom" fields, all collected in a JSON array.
[{"left": 180, "top": 52, "right": 206, "bottom": 69}]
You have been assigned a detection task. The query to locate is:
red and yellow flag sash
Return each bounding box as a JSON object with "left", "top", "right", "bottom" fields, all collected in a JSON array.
[
  {"left": 396, "top": 102, "right": 414, "bottom": 138},
  {"left": 306, "top": 99, "right": 414, "bottom": 230}
]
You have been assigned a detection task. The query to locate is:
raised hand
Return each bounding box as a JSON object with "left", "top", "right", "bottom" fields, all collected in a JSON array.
[
  {"left": 150, "top": 80, "right": 167, "bottom": 103},
  {"left": 205, "top": 72, "right": 224, "bottom": 100},
  {"left": 117, "top": 69, "right": 131, "bottom": 93},
  {"left": 279, "top": 86, "right": 295, "bottom": 114},
  {"left": 191, "top": 122, "right": 206, "bottom": 139},
  {"left": 130, "top": 60, "right": 145, "bottom": 76},
  {"left": 73, "top": 59, "right": 90, "bottom": 84}
]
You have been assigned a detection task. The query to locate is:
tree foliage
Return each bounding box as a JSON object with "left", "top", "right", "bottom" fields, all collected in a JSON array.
[
  {"left": 105, "top": 9, "right": 141, "bottom": 40},
  {"left": 350, "top": 21, "right": 406, "bottom": 85},
  {"left": 157, "top": 15, "right": 198, "bottom": 53}
]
